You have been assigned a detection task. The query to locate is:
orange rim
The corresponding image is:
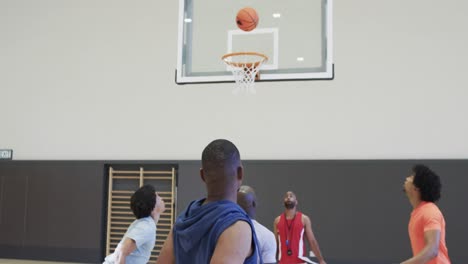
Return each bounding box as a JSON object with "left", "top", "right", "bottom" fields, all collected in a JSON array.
[{"left": 222, "top": 52, "right": 268, "bottom": 68}]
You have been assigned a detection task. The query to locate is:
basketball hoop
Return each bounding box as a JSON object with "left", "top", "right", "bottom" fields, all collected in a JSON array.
[{"left": 222, "top": 52, "right": 268, "bottom": 94}]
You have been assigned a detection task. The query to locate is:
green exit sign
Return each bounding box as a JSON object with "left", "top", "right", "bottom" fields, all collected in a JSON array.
[{"left": 0, "top": 149, "right": 13, "bottom": 160}]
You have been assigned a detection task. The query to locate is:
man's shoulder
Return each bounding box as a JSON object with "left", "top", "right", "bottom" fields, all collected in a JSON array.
[
  {"left": 133, "top": 217, "right": 155, "bottom": 228},
  {"left": 177, "top": 198, "right": 244, "bottom": 219},
  {"left": 229, "top": 219, "right": 252, "bottom": 230},
  {"left": 420, "top": 202, "right": 444, "bottom": 218},
  {"left": 299, "top": 211, "right": 311, "bottom": 222},
  {"left": 126, "top": 217, "right": 156, "bottom": 240},
  {"left": 423, "top": 202, "right": 441, "bottom": 210},
  {"left": 219, "top": 220, "right": 253, "bottom": 246},
  {"left": 411, "top": 202, "right": 444, "bottom": 224},
  {"left": 212, "top": 220, "right": 254, "bottom": 264},
  {"left": 274, "top": 215, "right": 281, "bottom": 223},
  {"left": 253, "top": 220, "right": 274, "bottom": 236}
]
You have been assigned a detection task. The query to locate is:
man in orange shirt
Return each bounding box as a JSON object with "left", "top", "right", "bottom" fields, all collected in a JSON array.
[{"left": 401, "top": 164, "right": 451, "bottom": 264}]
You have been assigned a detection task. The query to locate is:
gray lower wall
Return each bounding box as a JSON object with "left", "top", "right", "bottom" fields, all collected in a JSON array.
[
  {"left": 241, "top": 160, "right": 468, "bottom": 264},
  {"left": 0, "top": 161, "right": 107, "bottom": 262},
  {"left": 0, "top": 160, "right": 467, "bottom": 263}
]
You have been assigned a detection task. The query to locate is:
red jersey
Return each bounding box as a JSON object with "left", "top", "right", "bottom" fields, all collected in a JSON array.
[{"left": 276, "top": 211, "right": 306, "bottom": 264}]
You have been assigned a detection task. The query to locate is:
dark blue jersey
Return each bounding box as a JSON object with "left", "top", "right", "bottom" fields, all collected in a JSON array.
[{"left": 173, "top": 198, "right": 261, "bottom": 264}]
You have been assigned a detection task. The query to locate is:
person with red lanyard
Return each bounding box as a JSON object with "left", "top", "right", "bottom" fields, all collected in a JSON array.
[{"left": 274, "top": 191, "right": 326, "bottom": 264}]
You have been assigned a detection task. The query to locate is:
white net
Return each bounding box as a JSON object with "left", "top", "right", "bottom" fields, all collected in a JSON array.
[{"left": 222, "top": 52, "right": 268, "bottom": 94}]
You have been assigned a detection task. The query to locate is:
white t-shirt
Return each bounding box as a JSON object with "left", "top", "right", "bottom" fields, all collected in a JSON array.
[
  {"left": 104, "top": 216, "right": 156, "bottom": 264},
  {"left": 252, "top": 219, "right": 277, "bottom": 263}
]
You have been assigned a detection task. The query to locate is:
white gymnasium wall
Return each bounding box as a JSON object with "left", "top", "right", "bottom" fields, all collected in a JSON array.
[{"left": 1, "top": 0, "right": 467, "bottom": 160}]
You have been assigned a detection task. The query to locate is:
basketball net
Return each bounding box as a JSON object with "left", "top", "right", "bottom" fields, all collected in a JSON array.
[{"left": 222, "top": 52, "right": 268, "bottom": 94}]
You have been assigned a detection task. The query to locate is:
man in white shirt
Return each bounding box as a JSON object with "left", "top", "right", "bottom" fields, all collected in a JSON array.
[{"left": 238, "top": 185, "right": 277, "bottom": 264}]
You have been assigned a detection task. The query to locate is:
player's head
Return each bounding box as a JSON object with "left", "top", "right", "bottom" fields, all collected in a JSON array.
[
  {"left": 283, "top": 191, "right": 298, "bottom": 209},
  {"left": 237, "top": 185, "right": 257, "bottom": 219},
  {"left": 410, "top": 164, "right": 442, "bottom": 202},
  {"left": 130, "top": 184, "right": 163, "bottom": 219},
  {"left": 200, "top": 139, "right": 243, "bottom": 192}
]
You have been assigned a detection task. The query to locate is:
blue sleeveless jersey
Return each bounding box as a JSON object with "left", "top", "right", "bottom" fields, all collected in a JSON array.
[{"left": 173, "top": 198, "right": 261, "bottom": 264}]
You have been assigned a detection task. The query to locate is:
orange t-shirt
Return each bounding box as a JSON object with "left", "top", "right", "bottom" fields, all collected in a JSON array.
[{"left": 408, "top": 202, "right": 450, "bottom": 264}]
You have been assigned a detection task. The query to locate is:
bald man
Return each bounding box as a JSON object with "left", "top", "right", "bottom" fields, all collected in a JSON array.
[
  {"left": 157, "top": 139, "right": 260, "bottom": 264},
  {"left": 238, "top": 185, "right": 277, "bottom": 264}
]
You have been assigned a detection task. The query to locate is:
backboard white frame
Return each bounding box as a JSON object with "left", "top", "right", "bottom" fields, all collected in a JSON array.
[{"left": 176, "top": 0, "right": 333, "bottom": 84}]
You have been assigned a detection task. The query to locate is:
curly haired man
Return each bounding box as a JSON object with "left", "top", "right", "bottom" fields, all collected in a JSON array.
[{"left": 401, "top": 164, "right": 451, "bottom": 264}]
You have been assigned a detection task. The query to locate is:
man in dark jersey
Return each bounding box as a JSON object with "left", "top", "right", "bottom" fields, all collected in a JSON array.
[
  {"left": 157, "top": 139, "right": 260, "bottom": 264},
  {"left": 274, "top": 191, "right": 326, "bottom": 264}
]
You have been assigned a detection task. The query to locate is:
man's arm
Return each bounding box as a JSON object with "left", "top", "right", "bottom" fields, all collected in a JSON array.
[
  {"left": 400, "top": 229, "right": 440, "bottom": 264},
  {"left": 115, "top": 238, "right": 136, "bottom": 264},
  {"left": 303, "top": 215, "right": 326, "bottom": 264},
  {"left": 210, "top": 220, "right": 253, "bottom": 264},
  {"left": 273, "top": 216, "right": 280, "bottom": 261},
  {"left": 156, "top": 229, "right": 175, "bottom": 264}
]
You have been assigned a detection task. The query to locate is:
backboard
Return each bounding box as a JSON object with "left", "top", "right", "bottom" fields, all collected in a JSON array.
[{"left": 176, "top": 0, "right": 333, "bottom": 84}]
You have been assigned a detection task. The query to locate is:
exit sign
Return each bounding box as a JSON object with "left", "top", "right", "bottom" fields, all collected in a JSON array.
[{"left": 0, "top": 149, "right": 13, "bottom": 160}]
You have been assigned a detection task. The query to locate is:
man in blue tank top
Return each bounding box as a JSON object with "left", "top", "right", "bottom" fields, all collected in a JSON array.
[{"left": 157, "top": 139, "right": 261, "bottom": 264}]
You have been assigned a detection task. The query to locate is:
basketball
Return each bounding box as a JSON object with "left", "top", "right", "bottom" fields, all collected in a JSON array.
[{"left": 236, "top": 7, "right": 259, "bottom": 32}]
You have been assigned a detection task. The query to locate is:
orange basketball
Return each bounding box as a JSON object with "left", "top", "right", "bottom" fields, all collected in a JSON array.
[{"left": 236, "top": 7, "right": 259, "bottom": 32}]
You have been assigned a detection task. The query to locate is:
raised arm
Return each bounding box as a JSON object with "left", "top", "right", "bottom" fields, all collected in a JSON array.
[
  {"left": 210, "top": 220, "right": 253, "bottom": 264},
  {"left": 156, "top": 229, "right": 175, "bottom": 264},
  {"left": 115, "top": 238, "right": 137, "bottom": 264},
  {"left": 400, "top": 229, "right": 440, "bottom": 264},
  {"left": 303, "top": 214, "right": 326, "bottom": 264}
]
